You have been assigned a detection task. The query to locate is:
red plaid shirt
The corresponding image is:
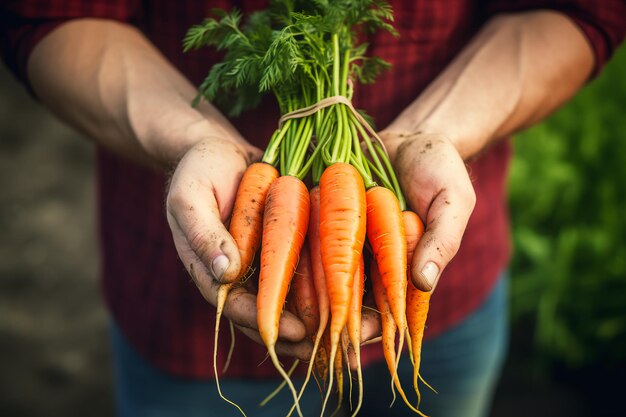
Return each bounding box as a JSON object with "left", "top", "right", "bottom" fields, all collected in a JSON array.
[{"left": 2, "top": 0, "right": 625, "bottom": 379}]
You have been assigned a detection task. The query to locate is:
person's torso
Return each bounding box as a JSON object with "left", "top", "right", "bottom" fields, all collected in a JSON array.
[{"left": 100, "top": 0, "right": 511, "bottom": 378}]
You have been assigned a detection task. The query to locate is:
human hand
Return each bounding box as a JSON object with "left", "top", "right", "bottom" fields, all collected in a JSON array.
[
  {"left": 166, "top": 137, "right": 313, "bottom": 360},
  {"left": 348, "top": 131, "right": 476, "bottom": 358},
  {"left": 380, "top": 130, "right": 476, "bottom": 291}
]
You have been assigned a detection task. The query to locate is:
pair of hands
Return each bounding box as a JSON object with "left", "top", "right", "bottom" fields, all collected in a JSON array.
[{"left": 166, "top": 130, "right": 475, "bottom": 360}]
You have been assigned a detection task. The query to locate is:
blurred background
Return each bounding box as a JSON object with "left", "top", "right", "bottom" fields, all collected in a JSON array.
[{"left": 1, "top": 44, "right": 624, "bottom": 416}]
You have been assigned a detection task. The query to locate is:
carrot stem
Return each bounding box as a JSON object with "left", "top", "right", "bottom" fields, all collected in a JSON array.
[
  {"left": 263, "top": 121, "right": 292, "bottom": 165},
  {"left": 374, "top": 142, "right": 406, "bottom": 210}
]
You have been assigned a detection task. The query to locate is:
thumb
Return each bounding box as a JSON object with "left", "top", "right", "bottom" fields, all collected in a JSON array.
[
  {"left": 167, "top": 180, "right": 242, "bottom": 284},
  {"left": 410, "top": 185, "right": 475, "bottom": 292},
  {"left": 166, "top": 138, "right": 251, "bottom": 285}
]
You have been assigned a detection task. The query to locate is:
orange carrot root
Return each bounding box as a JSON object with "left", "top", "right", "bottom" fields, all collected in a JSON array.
[
  {"left": 319, "top": 163, "right": 367, "bottom": 417},
  {"left": 211, "top": 162, "right": 278, "bottom": 415},
  {"left": 213, "top": 286, "right": 246, "bottom": 416},
  {"left": 366, "top": 186, "right": 408, "bottom": 335},
  {"left": 403, "top": 210, "right": 434, "bottom": 408},
  {"left": 407, "top": 286, "right": 431, "bottom": 407},
  {"left": 370, "top": 259, "right": 398, "bottom": 406},
  {"left": 371, "top": 260, "right": 428, "bottom": 417},
  {"left": 330, "top": 335, "right": 345, "bottom": 417},
  {"left": 366, "top": 186, "right": 409, "bottom": 411},
  {"left": 222, "top": 319, "right": 236, "bottom": 373},
  {"left": 320, "top": 326, "right": 332, "bottom": 388},
  {"left": 230, "top": 162, "right": 279, "bottom": 274},
  {"left": 287, "top": 187, "right": 331, "bottom": 417},
  {"left": 288, "top": 242, "right": 320, "bottom": 338},
  {"left": 313, "top": 343, "right": 328, "bottom": 392},
  {"left": 257, "top": 175, "right": 310, "bottom": 417},
  {"left": 347, "top": 257, "right": 365, "bottom": 417}
]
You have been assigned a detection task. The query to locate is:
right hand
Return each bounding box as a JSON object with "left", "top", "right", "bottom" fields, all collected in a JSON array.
[{"left": 166, "top": 137, "right": 313, "bottom": 360}]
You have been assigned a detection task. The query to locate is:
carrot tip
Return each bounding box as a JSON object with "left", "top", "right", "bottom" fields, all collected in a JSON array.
[
  {"left": 287, "top": 322, "right": 327, "bottom": 417},
  {"left": 419, "top": 373, "right": 438, "bottom": 395},
  {"left": 268, "top": 347, "right": 304, "bottom": 417},
  {"left": 222, "top": 320, "right": 236, "bottom": 374},
  {"left": 213, "top": 309, "right": 247, "bottom": 417},
  {"left": 319, "top": 345, "right": 338, "bottom": 417},
  {"left": 259, "top": 359, "right": 300, "bottom": 407}
]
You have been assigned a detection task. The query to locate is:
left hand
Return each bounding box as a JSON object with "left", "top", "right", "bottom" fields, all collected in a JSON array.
[{"left": 354, "top": 130, "right": 476, "bottom": 356}]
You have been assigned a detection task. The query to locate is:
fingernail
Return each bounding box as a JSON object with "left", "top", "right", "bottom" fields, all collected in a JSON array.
[
  {"left": 420, "top": 261, "right": 440, "bottom": 289},
  {"left": 211, "top": 254, "right": 230, "bottom": 280}
]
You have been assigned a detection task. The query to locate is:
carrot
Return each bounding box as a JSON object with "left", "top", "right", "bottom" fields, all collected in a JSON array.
[
  {"left": 403, "top": 211, "right": 434, "bottom": 407},
  {"left": 366, "top": 185, "right": 408, "bottom": 401},
  {"left": 319, "top": 163, "right": 367, "bottom": 417},
  {"left": 347, "top": 256, "right": 365, "bottom": 417},
  {"left": 314, "top": 340, "right": 329, "bottom": 388},
  {"left": 288, "top": 241, "right": 320, "bottom": 338},
  {"left": 366, "top": 186, "right": 408, "bottom": 335},
  {"left": 320, "top": 325, "right": 332, "bottom": 387},
  {"left": 222, "top": 320, "right": 236, "bottom": 373},
  {"left": 230, "top": 162, "right": 280, "bottom": 274},
  {"left": 308, "top": 186, "right": 331, "bottom": 384},
  {"left": 371, "top": 260, "right": 428, "bottom": 417},
  {"left": 211, "top": 162, "right": 278, "bottom": 415},
  {"left": 407, "top": 287, "right": 431, "bottom": 405},
  {"left": 370, "top": 259, "right": 399, "bottom": 403},
  {"left": 343, "top": 328, "right": 353, "bottom": 412},
  {"left": 288, "top": 186, "right": 331, "bottom": 417},
  {"left": 402, "top": 211, "right": 424, "bottom": 284},
  {"left": 257, "top": 175, "right": 310, "bottom": 417},
  {"left": 332, "top": 334, "right": 346, "bottom": 417},
  {"left": 263, "top": 241, "right": 318, "bottom": 408}
]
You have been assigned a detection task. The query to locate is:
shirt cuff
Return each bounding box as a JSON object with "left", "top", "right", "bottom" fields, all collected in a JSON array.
[{"left": 561, "top": 13, "right": 612, "bottom": 78}]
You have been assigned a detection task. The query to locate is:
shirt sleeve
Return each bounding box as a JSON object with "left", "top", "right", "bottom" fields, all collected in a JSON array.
[
  {"left": 0, "top": 0, "right": 142, "bottom": 88},
  {"left": 485, "top": 0, "right": 626, "bottom": 77}
]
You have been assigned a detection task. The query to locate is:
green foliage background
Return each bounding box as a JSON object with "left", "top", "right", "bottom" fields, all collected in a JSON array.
[{"left": 509, "top": 45, "right": 626, "bottom": 369}]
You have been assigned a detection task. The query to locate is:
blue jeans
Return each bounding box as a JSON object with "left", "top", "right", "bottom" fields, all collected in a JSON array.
[
  {"left": 110, "top": 327, "right": 325, "bottom": 417},
  {"left": 111, "top": 275, "right": 508, "bottom": 417},
  {"left": 359, "top": 275, "right": 508, "bottom": 417}
]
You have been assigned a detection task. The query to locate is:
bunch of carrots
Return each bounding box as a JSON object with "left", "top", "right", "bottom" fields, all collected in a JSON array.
[{"left": 184, "top": 1, "right": 434, "bottom": 416}]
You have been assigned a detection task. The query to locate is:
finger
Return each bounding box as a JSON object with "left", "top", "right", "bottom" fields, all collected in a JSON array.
[
  {"left": 182, "top": 267, "right": 307, "bottom": 343},
  {"left": 167, "top": 191, "right": 240, "bottom": 283},
  {"left": 360, "top": 306, "right": 382, "bottom": 343},
  {"left": 392, "top": 134, "right": 476, "bottom": 291},
  {"left": 167, "top": 172, "right": 242, "bottom": 284},
  {"left": 224, "top": 287, "right": 307, "bottom": 342},
  {"left": 344, "top": 308, "right": 381, "bottom": 371},
  {"left": 247, "top": 146, "right": 264, "bottom": 163},
  {"left": 235, "top": 325, "right": 313, "bottom": 361},
  {"left": 410, "top": 184, "right": 475, "bottom": 291}
]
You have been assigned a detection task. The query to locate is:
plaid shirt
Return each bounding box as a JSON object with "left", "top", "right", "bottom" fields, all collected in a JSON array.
[{"left": 2, "top": 0, "right": 624, "bottom": 379}]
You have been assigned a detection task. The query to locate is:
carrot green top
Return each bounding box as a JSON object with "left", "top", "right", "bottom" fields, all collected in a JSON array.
[{"left": 184, "top": 0, "right": 406, "bottom": 209}]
